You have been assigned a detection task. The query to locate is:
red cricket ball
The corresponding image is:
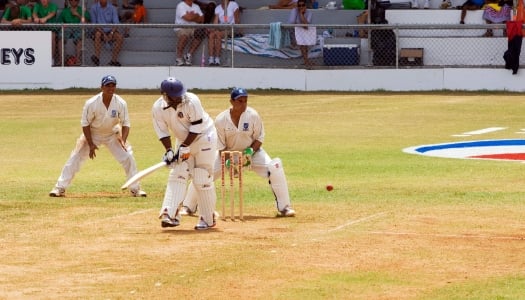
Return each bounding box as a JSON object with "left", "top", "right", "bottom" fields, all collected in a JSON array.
[{"left": 326, "top": 184, "right": 333, "bottom": 191}]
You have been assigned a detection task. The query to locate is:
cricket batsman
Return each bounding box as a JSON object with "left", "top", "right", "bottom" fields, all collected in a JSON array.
[{"left": 152, "top": 77, "right": 218, "bottom": 230}]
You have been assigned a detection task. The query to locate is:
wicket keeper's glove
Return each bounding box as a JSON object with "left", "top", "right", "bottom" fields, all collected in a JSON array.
[
  {"left": 178, "top": 145, "right": 191, "bottom": 161},
  {"left": 163, "top": 148, "right": 178, "bottom": 165},
  {"left": 243, "top": 147, "right": 254, "bottom": 167}
]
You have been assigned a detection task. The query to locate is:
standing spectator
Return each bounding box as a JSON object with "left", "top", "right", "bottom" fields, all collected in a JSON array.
[
  {"left": 174, "top": 0, "right": 204, "bottom": 66},
  {"left": 181, "top": 88, "right": 296, "bottom": 218},
  {"left": 152, "top": 77, "right": 218, "bottom": 230},
  {"left": 121, "top": 0, "right": 146, "bottom": 38},
  {"left": 33, "top": 0, "right": 58, "bottom": 65},
  {"left": 57, "top": 0, "right": 90, "bottom": 66},
  {"left": 459, "top": 0, "right": 485, "bottom": 24},
  {"left": 1, "top": 0, "right": 32, "bottom": 26},
  {"left": 49, "top": 75, "right": 147, "bottom": 198},
  {"left": 482, "top": 0, "right": 512, "bottom": 37},
  {"left": 208, "top": 0, "right": 240, "bottom": 66},
  {"left": 288, "top": 0, "right": 315, "bottom": 66},
  {"left": 90, "top": 0, "right": 123, "bottom": 66}
]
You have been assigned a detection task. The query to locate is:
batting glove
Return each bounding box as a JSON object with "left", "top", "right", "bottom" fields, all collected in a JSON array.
[
  {"left": 178, "top": 145, "right": 191, "bottom": 161},
  {"left": 242, "top": 147, "right": 254, "bottom": 167},
  {"left": 163, "top": 148, "right": 178, "bottom": 165}
]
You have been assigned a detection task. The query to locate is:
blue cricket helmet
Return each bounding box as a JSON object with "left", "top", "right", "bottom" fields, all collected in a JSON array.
[
  {"left": 101, "top": 75, "right": 117, "bottom": 86},
  {"left": 231, "top": 87, "right": 248, "bottom": 100},
  {"left": 161, "top": 77, "right": 186, "bottom": 97}
]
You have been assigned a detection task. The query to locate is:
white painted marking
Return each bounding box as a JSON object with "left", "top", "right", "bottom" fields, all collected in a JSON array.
[
  {"left": 365, "top": 230, "right": 524, "bottom": 241},
  {"left": 462, "top": 127, "right": 506, "bottom": 135},
  {"left": 452, "top": 134, "right": 470, "bottom": 137},
  {"left": 327, "top": 212, "right": 387, "bottom": 233}
]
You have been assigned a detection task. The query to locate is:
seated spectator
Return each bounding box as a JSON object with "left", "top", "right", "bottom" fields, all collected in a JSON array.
[
  {"left": 32, "top": 0, "right": 59, "bottom": 65},
  {"left": 1, "top": 0, "right": 32, "bottom": 26},
  {"left": 411, "top": 0, "right": 430, "bottom": 9},
  {"left": 208, "top": 0, "right": 239, "bottom": 66},
  {"left": 122, "top": 0, "right": 134, "bottom": 9},
  {"left": 288, "top": 0, "right": 314, "bottom": 66},
  {"left": 57, "top": 0, "right": 90, "bottom": 66},
  {"left": 459, "top": 0, "right": 485, "bottom": 24},
  {"left": 90, "top": 0, "right": 124, "bottom": 66},
  {"left": 174, "top": 0, "right": 204, "bottom": 66},
  {"left": 482, "top": 0, "right": 512, "bottom": 36},
  {"left": 269, "top": 0, "right": 297, "bottom": 9},
  {"left": 121, "top": 0, "right": 146, "bottom": 38}
]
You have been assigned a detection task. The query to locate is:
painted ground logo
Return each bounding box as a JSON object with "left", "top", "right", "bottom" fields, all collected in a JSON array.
[{"left": 403, "top": 139, "right": 525, "bottom": 162}]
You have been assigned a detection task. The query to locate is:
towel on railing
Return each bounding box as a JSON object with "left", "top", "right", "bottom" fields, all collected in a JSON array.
[{"left": 268, "top": 22, "right": 291, "bottom": 49}]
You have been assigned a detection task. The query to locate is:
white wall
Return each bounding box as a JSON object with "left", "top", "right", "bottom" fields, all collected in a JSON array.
[
  {"left": 2, "top": 32, "right": 525, "bottom": 92},
  {"left": 4, "top": 65, "right": 525, "bottom": 92}
]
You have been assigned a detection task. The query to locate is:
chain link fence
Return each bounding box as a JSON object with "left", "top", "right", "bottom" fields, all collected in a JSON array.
[{"left": 0, "top": 22, "right": 517, "bottom": 68}]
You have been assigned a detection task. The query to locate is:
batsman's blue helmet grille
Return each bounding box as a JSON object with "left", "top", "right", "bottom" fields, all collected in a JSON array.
[
  {"left": 231, "top": 87, "right": 248, "bottom": 100},
  {"left": 101, "top": 75, "right": 117, "bottom": 86},
  {"left": 161, "top": 77, "right": 186, "bottom": 98}
]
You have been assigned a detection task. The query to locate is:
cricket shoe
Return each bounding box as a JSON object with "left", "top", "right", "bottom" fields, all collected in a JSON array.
[
  {"left": 130, "top": 189, "right": 147, "bottom": 197},
  {"left": 184, "top": 53, "right": 192, "bottom": 66},
  {"left": 180, "top": 205, "right": 196, "bottom": 216},
  {"left": 160, "top": 213, "right": 180, "bottom": 228},
  {"left": 175, "top": 58, "right": 184, "bottom": 66},
  {"left": 278, "top": 206, "right": 296, "bottom": 217},
  {"left": 49, "top": 187, "right": 65, "bottom": 197},
  {"left": 194, "top": 212, "right": 218, "bottom": 230}
]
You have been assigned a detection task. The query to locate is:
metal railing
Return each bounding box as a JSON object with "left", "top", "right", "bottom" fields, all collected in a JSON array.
[{"left": 0, "top": 23, "right": 516, "bottom": 68}]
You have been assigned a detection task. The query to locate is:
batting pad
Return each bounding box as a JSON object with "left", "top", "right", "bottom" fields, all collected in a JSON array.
[
  {"left": 193, "top": 168, "right": 217, "bottom": 225},
  {"left": 268, "top": 158, "right": 291, "bottom": 211},
  {"left": 159, "top": 162, "right": 189, "bottom": 218}
]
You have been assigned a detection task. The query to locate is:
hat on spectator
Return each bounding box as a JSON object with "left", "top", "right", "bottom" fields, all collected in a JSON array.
[
  {"left": 231, "top": 87, "right": 248, "bottom": 100},
  {"left": 101, "top": 75, "right": 117, "bottom": 86}
]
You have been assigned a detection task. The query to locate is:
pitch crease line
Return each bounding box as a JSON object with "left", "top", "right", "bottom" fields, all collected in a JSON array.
[
  {"left": 327, "top": 212, "right": 387, "bottom": 233},
  {"left": 366, "top": 230, "right": 525, "bottom": 241}
]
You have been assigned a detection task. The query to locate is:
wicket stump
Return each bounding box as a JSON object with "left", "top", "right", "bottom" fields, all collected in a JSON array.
[{"left": 220, "top": 151, "right": 243, "bottom": 221}]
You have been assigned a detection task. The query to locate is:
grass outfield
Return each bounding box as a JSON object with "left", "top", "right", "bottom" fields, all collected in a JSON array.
[{"left": 1, "top": 91, "right": 524, "bottom": 299}]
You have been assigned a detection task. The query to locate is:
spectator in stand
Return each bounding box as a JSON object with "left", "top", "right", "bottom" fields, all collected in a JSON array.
[
  {"left": 33, "top": 0, "right": 59, "bottom": 65},
  {"left": 90, "top": 0, "right": 124, "bottom": 66},
  {"left": 1, "top": 0, "right": 32, "bottom": 26},
  {"left": 411, "top": 0, "right": 430, "bottom": 9},
  {"left": 482, "top": 0, "right": 512, "bottom": 36},
  {"left": 194, "top": 0, "right": 216, "bottom": 60},
  {"left": 122, "top": 0, "right": 134, "bottom": 9},
  {"left": 459, "top": 0, "right": 485, "bottom": 24},
  {"left": 121, "top": 0, "right": 146, "bottom": 38},
  {"left": 174, "top": 0, "right": 204, "bottom": 66},
  {"left": 288, "top": 0, "right": 314, "bottom": 66},
  {"left": 269, "top": 0, "right": 297, "bottom": 9},
  {"left": 208, "top": 0, "right": 240, "bottom": 66},
  {"left": 57, "top": 0, "right": 90, "bottom": 66}
]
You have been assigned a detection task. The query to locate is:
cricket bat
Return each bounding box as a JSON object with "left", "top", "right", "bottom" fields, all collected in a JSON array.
[{"left": 121, "top": 161, "right": 167, "bottom": 190}]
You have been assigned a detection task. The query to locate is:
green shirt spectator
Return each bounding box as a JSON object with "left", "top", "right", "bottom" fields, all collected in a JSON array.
[
  {"left": 58, "top": 2, "right": 90, "bottom": 24},
  {"left": 1, "top": 2, "right": 32, "bottom": 26},
  {"left": 56, "top": 0, "right": 90, "bottom": 65},
  {"left": 32, "top": 0, "right": 57, "bottom": 24}
]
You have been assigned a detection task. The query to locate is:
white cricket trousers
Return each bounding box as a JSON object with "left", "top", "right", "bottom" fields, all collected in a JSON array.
[{"left": 54, "top": 133, "right": 140, "bottom": 191}]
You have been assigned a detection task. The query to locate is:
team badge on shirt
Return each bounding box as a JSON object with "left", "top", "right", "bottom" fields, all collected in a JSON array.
[
  {"left": 178, "top": 112, "right": 184, "bottom": 118},
  {"left": 111, "top": 110, "right": 117, "bottom": 118},
  {"left": 243, "top": 123, "right": 249, "bottom": 131}
]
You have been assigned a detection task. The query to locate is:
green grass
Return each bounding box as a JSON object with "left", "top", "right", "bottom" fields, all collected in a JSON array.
[{"left": 1, "top": 91, "right": 524, "bottom": 299}]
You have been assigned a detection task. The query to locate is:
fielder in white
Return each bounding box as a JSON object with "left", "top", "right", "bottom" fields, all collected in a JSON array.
[
  {"left": 49, "top": 75, "right": 146, "bottom": 197},
  {"left": 152, "top": 77, "right": 218, "bottom": 230},
  {"left": 181, "top": 87, "right": 296, "bottom": 217}
]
